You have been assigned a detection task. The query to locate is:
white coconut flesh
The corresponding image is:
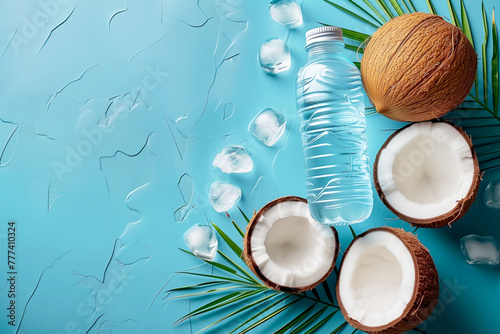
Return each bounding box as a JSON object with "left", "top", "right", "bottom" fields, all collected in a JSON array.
[
  {"left": 377, "top": 122, "right": 475, "bottom": 220},
  {"left": 338, "top": 231, "right": 416, "bottom": 327},
  {"left": 250, "top": 201, "right": 337, "bottom": 288}
]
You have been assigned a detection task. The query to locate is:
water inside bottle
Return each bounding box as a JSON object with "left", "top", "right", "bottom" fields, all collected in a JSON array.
[{"left": 296, "top": 37, "right": 373, "bottom": 225}]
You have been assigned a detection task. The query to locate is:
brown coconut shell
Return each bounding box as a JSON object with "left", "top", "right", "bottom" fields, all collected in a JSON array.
[
  {"left": 361, "top": 12, "right": 477, "bottom": 122},
  {"left": 337, "top": 227, "right": 439, "bottom": 334},
  {"left": 373, "top": 121, "right": 480, "bottom": 228},
  {"left": 243, "top": 196, "right": 339, "bottom": 293}
]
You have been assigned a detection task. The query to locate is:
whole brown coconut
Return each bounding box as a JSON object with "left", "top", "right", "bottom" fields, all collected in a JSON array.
[{"left": 361, "top": 12, "right": 477, "bottom": 122}]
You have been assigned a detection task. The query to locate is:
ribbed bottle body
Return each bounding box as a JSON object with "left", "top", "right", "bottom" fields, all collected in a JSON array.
[{"left": 296, "top": 42, "right": 373, "bottom": 225}]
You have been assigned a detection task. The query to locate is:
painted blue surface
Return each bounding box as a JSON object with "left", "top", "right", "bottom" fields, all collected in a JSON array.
[{"left": 0, "top": 0, "right": 498, "bottom": 333}]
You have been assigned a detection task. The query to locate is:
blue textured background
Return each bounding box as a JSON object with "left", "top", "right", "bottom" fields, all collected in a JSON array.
[{"left": 0, "top": 0, "right": 499, "bottom": 333}]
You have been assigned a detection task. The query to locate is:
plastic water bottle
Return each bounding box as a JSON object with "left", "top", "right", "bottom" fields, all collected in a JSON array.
[{"left": 296, "top": 26, "right": 373, "bottom": 226}]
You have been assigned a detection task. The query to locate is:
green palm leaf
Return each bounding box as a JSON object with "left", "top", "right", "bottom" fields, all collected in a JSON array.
[
  {"left": 239, "top": 299, "right": 300, "bottom": 334},
  {"left": 169, "top": 4, "right": 500, "bottom": 333},
  {"left": 406, "top": 0, "right": 416, "bottom": 13},
  {"left": 175, "top": 289, "right": 266, "bottom": 325},
  {"left": 319, "top": 22, "right": 371, "bottom": 43},
  {"left": 304, "top": 311, "right": 337, "bottom": 334},
  {"left": 217, "top": 249, "right": 258, "bottom": 283},
  {"left": 332, "top": 321, "right": 349, "bottom": 333},
  {"left": 322, "top": 280, "right": 335, "bottom": 304},
  {"left": 196, "top": 292, "right": 280, "bottom": 333},
  {"left": 426, "top": 0, "right": 437, "bottom": 14},
  {"left": 460, "top": 0, "right": 475, "bottom": 47},
  {"left": 228, "top": 295, "right": 292, "bottom": 334},
  {"left": 374, "top": 0, "right": 395, "bottom": 20},
  {"left": 492, "top": 9, "right": 499, "bottom": 114},
  {"left": 232, "top": 220, "right": 245, "bottom": 237},
  {"left": 482, "top": 3, "right": 489, "bottom": 104},
  {"left": 212, "top": 222, "right": 242, "bottom": 258},
  {"left": 460, "top": 0, "right": 478, "bottom": 97},
  {"left": 171, "top": 211, "right": 348, "bottom": 333},
  {"left": 169, "top": 286, "right": 248, "bottom": 300},
  {"left": 347, "top": 0, "right": 385, "bottom": 25},
  {"left": 399, "top": 0, "right": 411, "bottom": 14},
  {"left": 290, "top": 307, "right": 329, "bottom": 334},
  {"left": 237, "top": 205, "right": 250, "bottom": 223},
  {"left": 446, "top": 0, "right": 461, "bottom": 27},
  {"left": 178, "top": 248, "right": 240, "bottom": 276},
  {"left": 342, "top": 28, "right": 370, "bottom": 42},
  {"left": 349, "top": 225, "right": 357, "bottom": 238},
  {"left": 311, "top": 287, "right": 321, "bottom": 300},
  {"left": 322, "top": 0, "right": 500, "bottom": 170},
  {"left": 387, "top": 0, "right": 404, "bottom": 16},
  {"left": 176, "top": 271, "right": 257, "bottom": 286},
  {"left": 345, "top": 44, "right": 364, "bottom": 53},
  {"left": 173, "top": 291, "right": 241, "bottom": 324},
  {"left": 361, "top": 0, "right": 387, "bottom": 23},
  {"left": 167, "top": 281, "right": 231, "bottom": 292},
  {"left": 275, "top": 304, "right": 317, "bottom": 334},
  {"left": 323, "top": 0, "right": 381, "bottom": 28}
]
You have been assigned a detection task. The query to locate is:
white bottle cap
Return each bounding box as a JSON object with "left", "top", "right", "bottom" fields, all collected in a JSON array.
[{"left": 305, "top": 26, "right": 343, "bottom": 47}]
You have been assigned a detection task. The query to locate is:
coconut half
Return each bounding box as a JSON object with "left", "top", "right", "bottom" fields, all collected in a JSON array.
[
  {"left": 243, "top": 196, "right": 339, "bottom": 293},
  {"left": 374, "top": 121, "right": 480, "bottom": 228},
  {"left": 337, "top": 227, "right": 439, "bottom": 334}
]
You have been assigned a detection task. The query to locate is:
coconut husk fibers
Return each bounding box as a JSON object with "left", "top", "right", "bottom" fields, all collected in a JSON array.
[
  {"left": 361, "top": 12, "right": 477, "bottom": 122},
  {"left": 243, "top": 196, "right": 339, "bottom": 293},
  {"left": 336, "top": 227, "right": 439, "bottom": 334},
  {"left": 373, "top": 121, "right": 480, "bottom": 228}
]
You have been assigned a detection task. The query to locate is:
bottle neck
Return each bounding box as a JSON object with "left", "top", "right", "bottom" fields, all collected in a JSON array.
[{"left": 306, "top": 41, "right": 344, "bottom": 57}]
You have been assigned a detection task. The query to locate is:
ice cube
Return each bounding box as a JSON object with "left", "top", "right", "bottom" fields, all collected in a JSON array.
[
  {"left": 209, "top": 181, "right": 242, "bottom": 212},
  {"left": 483, "top": 179, "right": 500, "bottom": 209},
  {"left": 460, "top": 234, "right": 500, "bottom": 265},
  {"left": 249, "top": 108, "right": 287, "bottom": 146},
  {"left": 259, "top": 38, "right": 291, "bottom": 74},
  {"left": 213, "top": 145, "right": 253, "bottom": 174},
  {"left": 183, "top": 224, "right": 218, "bottom": 261},
  {"left": 269, "top": 0, "right": 303, "bottom": 29}
]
